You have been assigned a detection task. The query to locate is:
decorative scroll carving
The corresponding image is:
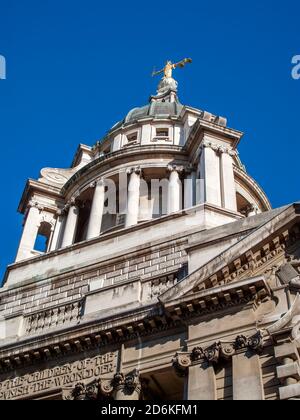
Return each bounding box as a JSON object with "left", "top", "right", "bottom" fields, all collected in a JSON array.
[
  {"left": 173, "top": 331, "right": 264, "bottom": 376},
  {"left": 65, "top": 370, "right": 141, "bottom": 400},
  {"left": 72, "top": 382, "right": 88, "bottom": 400},
  {"left": 204, "top": 342, "right": 221, "bottom": 364},
  {"left": 266, "top": 294, "right": 300, "bottom": 336},
  {"left": 247, "top": 331, "right": 264, "bottom": 352},
  {"left": 126, "top": 166, "right": 142, "bottom": 176},
  {"left": 167, "top": 164, "right": 185, "bottom": 174},
  {"left": 220, "top": 342, "right": 235, "bottom": 360},
  {"left": 113, "top": 369, "right": 141, "bottom": 395},
  {"left": 89, "top": 178, "right": 105, "bottom": 189},
  {"left": 28, "top": 200, "right": 44, "bottom": 212},
  {"left": 40, "top": 167, "right": 75, "bottom": 186},
  {"left": 201, "top": 140, "right": 237, "bottom": 157},
  {"left": 173, "top": 353, "right": 192, "bottom": 377}
]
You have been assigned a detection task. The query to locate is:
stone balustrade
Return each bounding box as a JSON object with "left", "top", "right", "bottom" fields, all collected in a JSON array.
[{"left": 25, "top": 300, "right": 83, "bottom": 335}]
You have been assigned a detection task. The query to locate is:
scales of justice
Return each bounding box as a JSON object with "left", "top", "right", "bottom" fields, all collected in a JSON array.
[{"left": 152, "top": 58, "right": 192, "bottom": 95}]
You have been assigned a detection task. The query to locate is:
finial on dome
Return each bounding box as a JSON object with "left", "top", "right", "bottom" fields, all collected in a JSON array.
[{"left": 151, "top": 58, "right": 192, "bottom": 100}]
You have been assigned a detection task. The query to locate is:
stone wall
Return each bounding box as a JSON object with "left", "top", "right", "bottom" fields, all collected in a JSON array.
[{"left": 0, "top": 241, "right": 188, "bottom": 323}]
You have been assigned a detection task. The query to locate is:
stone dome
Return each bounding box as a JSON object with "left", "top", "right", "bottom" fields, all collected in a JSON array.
[{"left": 124, "top": 100, "right": 184, "bottom": 124}]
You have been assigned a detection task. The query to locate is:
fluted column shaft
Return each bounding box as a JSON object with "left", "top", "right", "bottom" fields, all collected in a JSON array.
[{"left": 86, "top": 179, "right": 105, "bottom": 240}]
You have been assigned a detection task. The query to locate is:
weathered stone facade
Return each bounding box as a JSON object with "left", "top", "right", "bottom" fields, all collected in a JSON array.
[{"left": 1, "top": 72, "right": 299, "bottom": 400}]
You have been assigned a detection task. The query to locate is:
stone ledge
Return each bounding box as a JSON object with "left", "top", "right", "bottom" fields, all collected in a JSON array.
[
  {"left": 274, "top": 342, "right": 299, "bottom": 361},
  {"left": 277, "top": 362, "right": 300, "bottom": 380},
  {"left": 279, "top": 383, "right": 300, "bottom": 400}
]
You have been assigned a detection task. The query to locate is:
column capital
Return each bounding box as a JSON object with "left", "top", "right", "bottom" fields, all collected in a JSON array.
[
  {"left": 126, "top": 166, "right": 142, "bottom": 176},
  {"left": 167, "top": 164, "right": 185, "bottom": 174},
  {"left": 28, "top": 200, "right": 44, "bottom": 212},
  {"left": 65, "top": 371, "right": 142, "bottom": 401},
  {"left": 113, "top": 369, "right": 142, "bottom": 398},
  {"left": 65, "top": 379, "right": 101, "bottom": 400},
  {"left": 201, "top": 140, "right": 237, "bottom": 157},
  {"left": 173, "top": 331, "right": 264, "bottom": 376},
  {"left": 89, "top": 178, "right": 105, "bottom": 189},
  {"left": 64, "top": 195, "right": 80, "bottom": 212},
  {"left": 184, "top": 163, "right": 197, "bottom": 175},
  {"left": 55, "top": 207, "right": 66, "bottom": 217}
]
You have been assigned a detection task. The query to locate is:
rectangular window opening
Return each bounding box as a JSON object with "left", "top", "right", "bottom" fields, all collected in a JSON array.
[{"left": 156, "top": 128, "right": 169, "bottom": 138}]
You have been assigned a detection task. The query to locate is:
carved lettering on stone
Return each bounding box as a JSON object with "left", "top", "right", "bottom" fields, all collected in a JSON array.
[{"left": 0, "top": 352, "right": 117, "bottom": 400}]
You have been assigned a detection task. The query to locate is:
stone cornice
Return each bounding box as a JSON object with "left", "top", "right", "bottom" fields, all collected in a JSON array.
[
  {"left": 18, "top": 179, "right": 64, "bottom": 214},
  {"left": 159, "top": 205, "right": 300, "bottom": 302},
  {"left": 71, "top": 144, "right": 93, "bottom": 168},
  {"left": 62, "top": 145, "right": 187, "bottom": 196},
  {"left": 184, "top": 118, "right": 243, "bottom": 158},
  {"left": 161, "top": 276, "right": 271, "bottom": 316},
  {"left": 234, "top": 165, "right": 272, "bottom": 212},
  {"left": 0, "top": 276, "right": 268, "bottom": 373},
  {"left": 3, "top": 203, "right": 241, "bottom": 288}
]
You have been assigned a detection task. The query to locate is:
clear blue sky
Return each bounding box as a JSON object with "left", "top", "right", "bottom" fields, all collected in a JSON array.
[{"left": 0, "top": 0, "right": 299, "bottom": 281}]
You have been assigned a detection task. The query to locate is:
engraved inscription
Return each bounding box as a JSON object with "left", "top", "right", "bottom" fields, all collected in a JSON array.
[{"left": 0, "top": 352, "right": 117, "bottom": 400}]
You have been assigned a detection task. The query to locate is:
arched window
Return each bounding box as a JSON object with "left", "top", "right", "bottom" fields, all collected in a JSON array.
[{"left": 34, "top": 221, "right": 52, "bottom": 253}]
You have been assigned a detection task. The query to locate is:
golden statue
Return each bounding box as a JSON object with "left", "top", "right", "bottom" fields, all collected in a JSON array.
[{"left": 152, "top": 58, "right": 192, "bottom": 79}]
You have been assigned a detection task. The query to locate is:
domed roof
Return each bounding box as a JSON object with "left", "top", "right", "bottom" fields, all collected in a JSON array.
[
  {"left": 109, "top": 100, "right": 184, "bottom": 133},
  {"left": 124, "top": 100, "right": 184, "bottom": 124},
  {"left": 109, "top": 77, "right": 185, "bottom": 132}
]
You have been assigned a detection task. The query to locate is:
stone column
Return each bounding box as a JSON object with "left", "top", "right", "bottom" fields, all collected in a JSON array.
[
  {"left": 185, "top": 363, "right": 217, "bottom": 400},
  {"left": 200, "top": 141, "right": 222, "bottom": 207},
  {"left": 125, "top": 167, "right": 141, "bottom": 228},
  {"left": 61, "top": 199, "right": 79, "bottom": 248},
  {"left": 220, "top": 150, "right": 237, "bottom": 211},
  {"left": 86, "top": 179, "right": 105, "bottom": 240},
  {"left": 16, "top": 201, "right": 42, "bottom": 262},
  {"left": 113, "top": 370, "right": 141, "bottom": 400},
  {"left": 49, "top": 210, "right": 64, "bottom": 251},
  {"left": 232, "top": 352, "right": 264, "bottom": 400},
  {"left": 184, "top": 170, "right": 196, "bottom": 209},
  {"left": 167, "top": 165, "right": 183, "bottom": 214}
]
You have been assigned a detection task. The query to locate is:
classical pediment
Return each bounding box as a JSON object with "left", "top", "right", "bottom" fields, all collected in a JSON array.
[{"left": 159, "top": 204, "right": 300, "bottom": 306}]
